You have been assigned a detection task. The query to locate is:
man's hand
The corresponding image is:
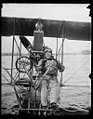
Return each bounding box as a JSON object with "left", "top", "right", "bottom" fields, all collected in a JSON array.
[{"left": 58, "top": 63, "right": 65, "bottom": 72}]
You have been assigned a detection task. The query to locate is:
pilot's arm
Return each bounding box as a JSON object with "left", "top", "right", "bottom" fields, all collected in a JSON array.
[
  {"left": 57, "top": 61, "right": 65, "bottom": 72},
  {"left": 36, "top": 59, "right": 43, "bottom": 71}
]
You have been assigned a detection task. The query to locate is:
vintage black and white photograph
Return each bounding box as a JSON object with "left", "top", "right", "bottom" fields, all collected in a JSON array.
[{"left": 1, "top": 4, "right": 91, "bottom": 116}]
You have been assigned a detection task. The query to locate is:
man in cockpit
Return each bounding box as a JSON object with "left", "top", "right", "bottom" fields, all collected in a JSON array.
[{"left": 36, "top": 48, "right": 65, "bottom": 112}]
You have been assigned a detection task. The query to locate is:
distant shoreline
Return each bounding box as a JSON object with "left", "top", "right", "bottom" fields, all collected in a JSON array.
[{"left": 1, "top": 53, "right": 91, "bottom": 56}]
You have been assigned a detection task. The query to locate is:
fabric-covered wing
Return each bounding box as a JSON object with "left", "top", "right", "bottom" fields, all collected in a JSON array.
[
  {"left": 64, "top": 21, "right": 91, "bottom": 40},
  {"left": 1, "top": 17, "right": 91, "bottom": 41},
  {"left": 1, "top": 17, "right": 37, "bottom": 36}
]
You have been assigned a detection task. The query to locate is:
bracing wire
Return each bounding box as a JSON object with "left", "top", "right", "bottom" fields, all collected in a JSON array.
[
  {"left": 2, "top": 73, "right": 12, "bottom": 85},
  {"left": 63, "top": 57, "right": 90, "bottom": 85},
  {"left": 2, "top": 68, "right": 27, "bottom": 91},
  {"left": 14, "top": 37, "right": 21, "bottom": 53}
]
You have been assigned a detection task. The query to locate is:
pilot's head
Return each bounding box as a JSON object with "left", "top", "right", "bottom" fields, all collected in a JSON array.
[{"left": 44, "top": 48, "right": 52, "bottom": 59}]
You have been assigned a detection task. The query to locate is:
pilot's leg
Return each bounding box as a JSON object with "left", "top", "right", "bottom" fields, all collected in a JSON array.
[
  {"left": 41, "top": 80, "right": 48, "bottom": 106},
  {"left": 49, "top": 80, "right": 60, "bottom": 104}
]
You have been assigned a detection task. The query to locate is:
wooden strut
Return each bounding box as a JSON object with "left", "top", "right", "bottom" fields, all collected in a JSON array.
[
  {"left": 28, "top": 82, "right": 32, "bottom": 114},
  {"left": 56, "top": 37, "right": 58, "bottom": 60},
  {"left": 60, "top": 38, "right": 65, "bottom": 86},
  {"left": 60, "top": 22, "right": 65, "bottom": 86},
  {"left": 13, "top": 108, "right": 51, "bottom": 111},
  {"left": 18, "top": 34, "right": 22, "bottom": 87},
  {"left": 11, "top": 34, "right": 15, "bottom": 83},
  {"left": 11, "top": 18, "right": 15, "bottom": 83}
]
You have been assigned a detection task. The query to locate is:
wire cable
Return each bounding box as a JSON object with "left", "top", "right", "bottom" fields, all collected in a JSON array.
[{"left": 63, "top": 57, "right": 90, "bottom": 85}]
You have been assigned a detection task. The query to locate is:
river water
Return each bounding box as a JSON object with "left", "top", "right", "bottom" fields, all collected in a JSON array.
[{"left": 1, "top": 54, "right": 91, "bottom": 115}]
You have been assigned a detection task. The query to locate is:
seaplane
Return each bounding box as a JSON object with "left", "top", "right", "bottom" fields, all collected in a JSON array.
[{"left": 1, "top": 16, "right": 91, "bottom": 116}]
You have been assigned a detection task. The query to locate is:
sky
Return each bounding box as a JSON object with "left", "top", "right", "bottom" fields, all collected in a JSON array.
[{"left": 1, "top": 3, "right": 91, "bottom": 53}]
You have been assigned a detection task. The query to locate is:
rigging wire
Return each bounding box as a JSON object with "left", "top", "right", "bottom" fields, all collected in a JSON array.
[
  {"left": 63, "top": 57, "right": 90, "bottom": 85},
  {"left": 2, "top": 73, "right": 12, "bottom": 85},
  {"left": 2, "top": 69, "right": 27, "bottom": 92},
  {"left": 14, "top": 37, "right": 21, "bottom": 53}
]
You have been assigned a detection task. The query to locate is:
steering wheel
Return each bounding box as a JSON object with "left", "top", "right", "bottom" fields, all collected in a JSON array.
[{"left": 15, "top": 56, "right": 33, "bottom": 73}]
